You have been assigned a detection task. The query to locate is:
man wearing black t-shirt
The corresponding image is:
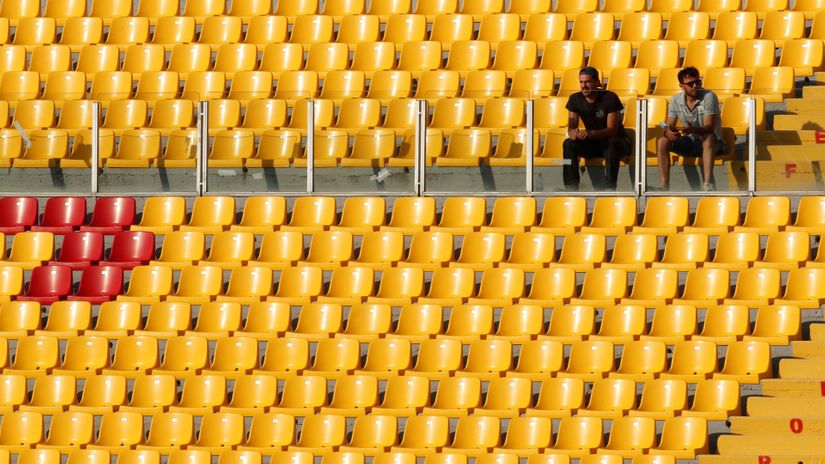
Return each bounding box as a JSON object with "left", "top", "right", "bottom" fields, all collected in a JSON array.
[{"left": 562, "top": 67, "right": 632, "bottom": 191}]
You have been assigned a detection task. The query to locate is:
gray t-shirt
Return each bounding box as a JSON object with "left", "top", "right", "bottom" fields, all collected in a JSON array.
[{"left": 667, "top": 89, "right": 726, "bottom": 152}]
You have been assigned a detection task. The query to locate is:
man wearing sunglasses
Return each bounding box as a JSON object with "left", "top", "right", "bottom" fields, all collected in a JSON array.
[
  {"left": 654, "top": 66, "right": 727, "bottom": 191},
  {"left": 562, "top": 66, "right": 632, "bottom": 191}
]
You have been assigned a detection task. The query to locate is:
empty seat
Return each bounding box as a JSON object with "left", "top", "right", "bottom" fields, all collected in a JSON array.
[
  {"left": 660, "top": 340, "right": 718, "bottom": 382},
  {"left": 17, "top": 265, "right": 71, "bottom": 304}
]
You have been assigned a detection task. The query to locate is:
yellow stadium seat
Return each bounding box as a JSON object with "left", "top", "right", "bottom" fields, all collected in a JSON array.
[
  {"left": 52, "top": 335, "right": 108, "bottom": 378},
  {"left": 522, "top": 13, "right": 566, "bottom": 42},
  {"left": 154, "top": 335, "right": 208, "bottom": 379},
  {"left": 199, "top": 231, "right": 255, "bottom": 270},
  {"left": 523, "top": 378, "right": 583, "bottom": 419},
  {"left": 617, "top": 12, "right": 663, "bottom": 47},
  {"left": 317, "top": 267, "right": 374, "bottom": 305},
  {"left": 570, "top": 13, "right": 615, "bottom": 48},
  {"left": 282, "top": 196, "right": 336, "bottom": 232},
  {"left": 105, "top": 17, "right": 149, "bottom": 52},
  {"left": 71, "top": 448, "right": 113, "bottom": 464},
  {"left": 726, "top": 267, "right": 781, "bottom": 307},
  {"left": 693, "top": 304, "right": 750, "bottom": 343},
  {"left": 270, "top": 374, "right": 327, "bottom": 415},
  {"left": 746, "top": 305, "right": 801, "bottom": 345},
  {"left": 779, "top": 38, "right": 824, "bottom": 76},
  {"left": 203, "top": 336, "right": 258, "bottom": 378},
  {"left": 274, "top": 0, "right": 317, "bottom": 21},
  {"left": 0, "top": 301, "right": 40, "bottom": 337},
  {"left": 660, "top": 340, "right": 718, "bottom": 382},
  {"left": 494, "top": 416, "right": 553, "bottom": 454},
  {"left": 150, "top": 231, "right": 205, "bottom": 270},
  {"left": 305, "top": 337, "right": 361, "bottom": 379},
  {"left": 603, "top": 233, "right": 657, "bottom": 271},
  {"left": 547, "top": 416, "right": 603, "bottom": 458},
  {"left": 699, "top": 232, "right": 754, "bottom": 272},
  {"left": 217, "top": 267, "right": 273, "bottom": 304},
  {"left": 235, "top": 412, "right": 293, "bottom": 451},
  {"left": 338, "top": 303, "right": 392, "bottom": 340},
  {"left": 117, "top": 374, "right": 175, "bottom": 415},
  {"left": 151, "top": 16, "right": 195, "bottom": 51},
  {"left": 320, "top": 373, "right": 378, "bottom": 415},
  {"left": 682, "top": 40, "right": 727, "bottom": 75},
  {"left": 578, "top": 378, "right": 637, "bottom": 418},
  {"left": 134, "top": 302, "right": 191, "bottom": 339},
  {"left": 390, "top": 415, "right": 449, "bottom": 455},
  {"left": 760, "top": 11, "right": 804, "bottom": 47},
  {"left": 372, "top": 375, "right": 430, "bottom": 417},
  {"left": 406, "top": 338, "right": 462, "bottom": 379},
  {"left": 382, "top": 14, "right": 427, "bottom": 51},
  {"left": 648, "top": 235, "right": 706, "bottom": 272},
  {"left": 289, "top": 414, "right": 347, "bottom": 455},
  {"left": 682, "top": 196, "right": 740, "bottom": 234},
  {"left": 368, "top": 267, "right": 424, "bottom": 306},
  {"left": 673, "top": 268, "right": 730, "bottom": 307},
  {"left": 714, "top": 340, "right": 771, "bottom": 384},
  {"left": 640, "top": 306, "right": 696, "bottom": 344},
  {"left": 338, "top": 415, "right": 397, "bottom": 455},
  {"left": 5, "top": 335, "right": 58, "bottom": 377},
  {"left": 450, "top": 232, "right": 505, "bottom": 271},
  {"left": 587, "top": 41, "right": 633, "bottom": 79},
  {"left": 58, "top": 17, "right": 101, "bottom": 52},
  {"left": 507, "top": 339, "right": 563, "bottom": 380},
  {"left": 289, "top": 15, "right": 334, "bottom": 50},
  {"left": 390, "top": 304, "right": 443, "bottom": 342},
  {"left": 734, "top": 196, "right": 791, "bottom": 233},
  {"left": 247, "top": 231, "right": 304, "bottom": 270},
  {"left": 730, "top": 39, "right": 776, "bottom": 76},
  {"left": 221, "top": 375, "right": 278, "bottom": 415},
  {"left": 553, "top": 234, "right": 606, "bottom": 271},
  {"left": 0, "top": 411, "right": 43, "bottom": 452},
  {"left": 443, "top": 416, "right": 501, "bottom": 456},
  {"left": 711, "top": 11, "right": 757, "bottom": 47},
  {"left": 252, "top": 338, "right": 308, "bottom": 377},
  {"left": 0, "top": 0, "right": 38, "bottom": 26},
  {"left": 299, "top": 231, "right": 353, "bottom": 270},
  {"left": 131, "top": 196, "right": 185, "bottom": 234},
  {"left": 102, "top": 336, "right": 158, "bottom": 379},
  {"left": 599, "top": 416, "right": 656, "bottom": 458},
  {"left": 20, "top": 374, "right": 76, "bottom": 414},
  {"left": 429, "top": 14, "right": 473, "bottom": 51},
  {"left": 591, "top": 304, "right": 647, "bottom": 342},
  {"left": 41, "top": 411, "right": 93, "bottom": 451},
  {"left": 70, "top": 375, "right": 126, "bottom": 415},
  {"left": 457, "top": 339, "right": 513, "bottom": 379},
  {"left": 168, "top": 375, "right": 226, "bottom": 415},
  {"left": 352, "top": 231, "right": 404, "bottom": 270},
  {"left": 500, "top": 232, "right": 555, "bottom": 271},
  {"left": 560, "top": 340, "right": 615, "bottom": 381},
  {"left": 0, "top": 374, "right": 27, "bottom": 415},
  {"left": 776, "top": 268, "right": 825, "bottom": 307},
  {"left": 268, "top": 266, "right": 323, "bottom": 304},
  {"left": 0, "top": 267, "right": 22, "bottom": 302},
  {"left": 237, "top": 302, "right": 290, "bottom": 340},
  {"left": 474, "top": 376, "right": 532, "bottom": 417},
  {"left": 366, "top": 71, "right": 412, "bottom": 103},
  {"left": 651, "top": 417, "right": 708, "bottom": 459},
  {"left": 630, "top": 378, "right": 688, "bottom": 419},
  {"left": 423, "top": 377, "right": 481, "bottom": 416},
  {"left": 682, "top": 379, "right": 740, "bottom": 419},
  {"left": 189, "top": 412, "right": 245, "bottom": 454}
]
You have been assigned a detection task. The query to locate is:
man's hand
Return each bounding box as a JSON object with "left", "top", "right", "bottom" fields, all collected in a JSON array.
[
  {"left": 568, "top": 128, "right": 585, "bottom": 140},
  {"left": 664, "top": 126, "right": 679, "bottom": 141},
  {"left": 679, "top": 124, "right": 694, "bottom": 135}
]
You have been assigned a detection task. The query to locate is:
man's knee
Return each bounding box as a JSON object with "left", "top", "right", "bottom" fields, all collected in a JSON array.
[
  {"left": 657, "top": 136, "right": 671, "bottom": 152},
  {"left": 701, "top": 133, "right": 715, "bottom": 150}
]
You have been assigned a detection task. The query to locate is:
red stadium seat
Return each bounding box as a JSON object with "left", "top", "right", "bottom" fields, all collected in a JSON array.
[
  {"left": 30, "top": 197, "right": 86, "bottom": 234},
  {"left": 102, "top": 231, "right": 156, "bottom": 269},
  {"left": 0, "top": 197, "right": 38, "bottom": 234},
  {"left": 80, "top": 197, "right": 136, "bottom": 234},
  {"left": 48, "top": 232, "right": 104, "bottom": 270},
  {"left": 17, "top": 265, "right": 72, "bottom": 304},
  {"left": 68, "top": 265, "right": 123, "bottom": 304}
]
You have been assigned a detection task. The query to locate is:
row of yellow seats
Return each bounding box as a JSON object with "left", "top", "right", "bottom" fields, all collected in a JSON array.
[
  {"left": 0, "top": 298, "right": 801, "bottom": 346},
  {"left": 3, "top": 0, "right": 823, "bottom": 25},
  {"left": 0, "top": 97, "right": 760, "bottom": 168},
  {"left": 15, "top": 227, "right": 819, "bottom": 274},
  {"left": 0, "top": 372, "right": 741, "bottom": 421},
  {"left": 0, "top": 410, "right": 710, "bottom": 459},
  {"left": 0, "top": 328, "right": 774, "bottom": 383},
  {"left": 1, "top": 263, "right": 817, "bottom": 309},
  {"left": 116, "top": 195, "right": 813, "bottom": 236},
  {"left": 0, "top": 449, "right": 683, "bottom": 464},
  {"left": 4, "top": 0, "right": 820, "bottom": 25},
  {"left": 0, "top": 37, "right": 812, "bottom": 98},
  {"left": 4, "top": 10, "right": 823, "bottom": 57}
]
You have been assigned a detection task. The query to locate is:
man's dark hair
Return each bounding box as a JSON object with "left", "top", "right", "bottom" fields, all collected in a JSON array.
[
  {"left": 579, "top": 67, "right": 600, "bottom": 81},
  {"left": 678, "top": 66, "right": 700, "bottom": 83}
]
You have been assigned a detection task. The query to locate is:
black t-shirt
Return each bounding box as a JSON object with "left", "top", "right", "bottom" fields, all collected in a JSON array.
[{"left": 565, "top": 90, "right": 626, "bottom": 138}]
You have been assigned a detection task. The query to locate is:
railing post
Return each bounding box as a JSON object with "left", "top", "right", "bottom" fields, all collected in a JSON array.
[
  {"left": 306, "top": 99, "right": 315, "bottom": 194},
  {"left": 196, "top": 101, "right": 208, "bottom": 196},
  {"left": 415, "top": 99, "right": 427, "bottom": 196},
  {"left": 748, "top": 97, "right": 757, "bottom": 194},
  {"left": 91, "top": 101, "right": 100, "bottom": 195},
  {"left": 526, "top": 99, "right": 534, "bottom": 194},
  {"left": 636, "top": 98, "right": 648, "bottom": 196}
]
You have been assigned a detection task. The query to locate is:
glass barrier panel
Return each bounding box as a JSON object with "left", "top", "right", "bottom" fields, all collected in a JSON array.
[
  {"left": 0, "top": 98, "right": 92, "bottom": 194},
  {"left": 643, "top": 89, "right": 751, "bottom": 195},
  {"left": 206, "top": 92, "right": 312, "bottom": 194},
  {"left": 422, "top": 90, "right": 529, "bottom": 194},
  {"left": 531, "top": 83, "right": 638, "bottom": 194},
  {"left": 96, "top": 93, "right": 199, "bottom": 194},
  {"left": 755, "top": 87, "right": 822, "bottom": 192},
  {"left": 311, "top": 98, "right": 417, "bottom": 194}
]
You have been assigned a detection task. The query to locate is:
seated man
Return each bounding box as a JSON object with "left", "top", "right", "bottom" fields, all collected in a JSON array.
[
  {"left": 655, "top": 66, "right": 727, "bottom": 191},
  {"left": 562, "top": 66, "right": 632, "bottom": 191}
]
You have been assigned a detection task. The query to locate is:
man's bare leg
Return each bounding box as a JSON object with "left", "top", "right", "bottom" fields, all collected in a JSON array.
[
  {"left": 701, "top": 134, "right": 715, "bottom": 187},
  {"left": 656, "top": 136, "right": 672, "bottom": 188}
]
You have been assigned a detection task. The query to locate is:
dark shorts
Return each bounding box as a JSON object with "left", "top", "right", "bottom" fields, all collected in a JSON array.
[{"left": 670, "top": 135, "right": 726, "bottom": 157}]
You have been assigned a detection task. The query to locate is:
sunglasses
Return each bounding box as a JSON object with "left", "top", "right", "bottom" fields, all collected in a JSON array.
[{"left": 680, "top": 79, "right": 701, "bottom": 88}]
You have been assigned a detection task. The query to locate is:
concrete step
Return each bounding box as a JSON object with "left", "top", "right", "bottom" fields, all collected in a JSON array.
[
  {"left": 730, "top": 416, "right": 825, "bottom": 434},
  {"left": 745, "top": 397, "right": 825, "bottom": 417},
  {"left": 756, "top": 129, "right": 825, "bottom": 144},
  {"left": 762, "top": 378, "right": 825, "bottom": 397},
  {"left": 793, "top": 341, "right": 825, "bottom": 358},
  {"left": 785, "top": 98, "right": 825, "bottom": 111},
  {"left": 717, "top": 434, "right": 825, "bottom": 454},
  {"left": 779, "top": 358, "right": 825, "bottom": 379},
  {"left": 700, "top": 453, "right": 824, "bottom": 464},
  {"left": 773, "top": 113, "right": 825, "bottom": 131},
  {"left": 810, "top": 323, "right": 825, "bottom": 341},
  {"left": 802, "top": 84, "right": 825, "bottom": 99}
]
